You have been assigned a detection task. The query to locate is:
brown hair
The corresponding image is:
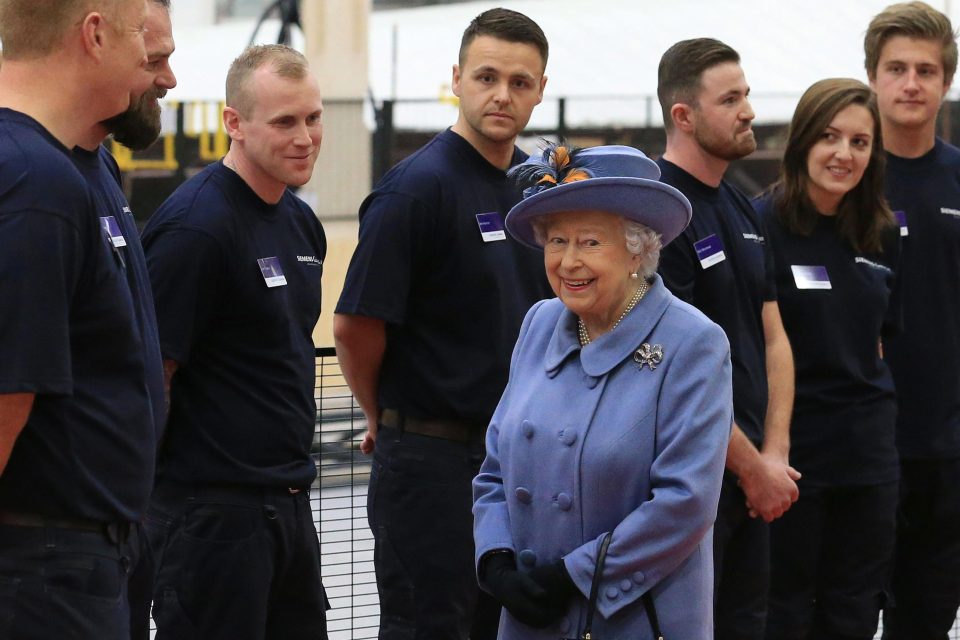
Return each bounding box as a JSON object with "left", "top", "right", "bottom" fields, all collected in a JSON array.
[
  {"left": 865, "top": 1, "right": 957, "bottom": 83},
  {"left": 459, "top": 8, "right": 548, "bottom": 70},
  {"left": 0, "top": 0, "right": 127, "bottom": 60},
  {"left": 225, "top": 44, "right": 309, "bottom": 118},
  {"left": 773, "top": 78, "right": 893, "bottom": 253},
  {"left": 657, "top": 38, "right": 741, "bottom": 133}
]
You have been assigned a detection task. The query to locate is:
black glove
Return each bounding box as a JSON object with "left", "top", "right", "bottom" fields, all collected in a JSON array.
[
  {"left": 479, "top": 552, "right": 565, "bottom": 628},
  {"left": 527, "top": 559, "right": 579, "bottom": 607}
]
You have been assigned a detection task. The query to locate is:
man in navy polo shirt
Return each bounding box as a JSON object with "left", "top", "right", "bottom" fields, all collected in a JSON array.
[
  {"left": 68, "top": 2, "right": 178, "bottom": 637},
  {"left": 141, "top": 44, "right": 329, "bottom": 639},
  {"left": 864, "top": 3, "right": 960, "bottom": 637},
  {"left": 0, "top": 1, "right": 159, "bottom": 638},
  {"left": 655, "top": 38, "right": 797, "bottom": 639},
  {"left": 334, "top": 8, "right": 552, "bottom": 639}
]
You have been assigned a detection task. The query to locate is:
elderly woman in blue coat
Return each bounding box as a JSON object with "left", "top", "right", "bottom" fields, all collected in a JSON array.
[{"left": 473, "top": 144, "right": 733, "bottom": 640}]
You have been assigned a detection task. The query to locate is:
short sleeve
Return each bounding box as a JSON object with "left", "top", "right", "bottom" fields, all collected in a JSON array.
[
  {"left": 0, "top": 211, "right": 82, "bottom": 394},
  {"left": 335, "top": 191, "right": 436, "bottom": 324},
  {"left": 144, "top": 227, "right": 225, "bottom": 364},
  {"left": 658, "top": 231, "right": 698, "bottom": 304}
]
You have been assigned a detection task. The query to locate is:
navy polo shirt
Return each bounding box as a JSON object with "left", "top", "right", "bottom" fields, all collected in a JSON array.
[
  {"left": 883, "top": 139, "right": 960, "bottom": 459},
  {"left": 755, "top": 194, "right": 900, "bottom": 486},
  {"left": 336, "top": 128, "right": 552, "bottom": 427},
  {"left": 142, "top": 161, "right": 326, "bottom": 488},
  {"left": 656, "top": 159, "right": 775, "bottom": 445},
  {"left": 0, "top": 109, "right": 157, "bottom": 522}
]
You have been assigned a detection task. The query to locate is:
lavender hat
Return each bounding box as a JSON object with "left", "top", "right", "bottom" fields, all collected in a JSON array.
[{"left": 505, "top": 144, "right": 692, "bottom": 249}]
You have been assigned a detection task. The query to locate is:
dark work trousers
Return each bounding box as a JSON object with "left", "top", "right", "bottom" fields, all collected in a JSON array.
[
  {"left": 0, "top": 521, "right": 139, "bottom": 640},
  {"left": 883, "top": 457, "right": 960, "bottom": 640},
  {"left": 128, "top": 520, "right": 155, "bottom": 640},
  {"left": 714, "top": 472, "right": 770, "bottom": 640},
  {"left": 147, "top": 481, "right": 329, "bottom": 640},
  {"left": 368, "top": 426, "right": 501, "bottom": 640},
  {"left": 766, "top": 481, "right": 898, "bottom": 640}
]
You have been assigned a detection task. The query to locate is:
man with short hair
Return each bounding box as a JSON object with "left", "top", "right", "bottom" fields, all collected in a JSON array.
[
  {"left": 655, "top": 38, "right": 797, "bottom": 639},
  {"left": 0, "top": 0, "right": 158, "bottom": 638},
  {"left": 141, "top": 44, "right": 329, "bottom": 639},
  {"left": 334, "top": 8, "right": 552, "bottom": 638},
  {"left": 864, "top": 3, "right": 960, "bottom": 637},
  {"left": 69, "top": 4, "right": 177, "bottom": 637}
]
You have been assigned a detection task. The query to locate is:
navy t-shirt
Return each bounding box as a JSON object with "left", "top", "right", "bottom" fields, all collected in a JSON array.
[
  {"left": 656, "top": 159, "right": 775, "bottom": 445},
  {"left": 0, "top": 109, "right": 157, "bottom": 522},
  {"left": 336, "top": 128, "right": 552, "bottom": 427},
  {"left": 142, "top": 161, "right": 326, "bottom": 487},
  {"left": 884, "top": 139, "right": 960, "bottom": 459},
  {"left": 755, "top": 193, "right": 900, "bottom": 486}
]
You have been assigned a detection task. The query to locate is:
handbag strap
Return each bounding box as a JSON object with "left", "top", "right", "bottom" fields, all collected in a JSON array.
[
  {"left": 581, "top": 532, "right": 612, "bottom": 639},
  {"left": 642, "top": 591, "right": 664, "bottom": 640},
  {"left": 582, "top": 532, "right": 665, "bottom": 640}
]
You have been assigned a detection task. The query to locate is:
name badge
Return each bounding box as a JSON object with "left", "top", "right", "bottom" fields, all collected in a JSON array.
[
  {"left": 694, "top": 234, "right": 725, "bottom": 269},
  {"left": 257, "top": 257, "right": 287, "bottom": 288},
  {"left": 100, "top": 216, "right": 127, "bottom": 247},
  {"left": 894, "top": 210, "right": 908, "bottom": 237},
  {"left": 791, "top": 265, "right": 832, "bottom": 290},
  {"left": 476, "top": 212, "right": 506, "bottom": 242}
]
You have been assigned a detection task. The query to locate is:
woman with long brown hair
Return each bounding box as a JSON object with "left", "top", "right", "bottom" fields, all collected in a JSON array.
[{"left": 754, "top": 78, "right": 901, "bottom": 640}]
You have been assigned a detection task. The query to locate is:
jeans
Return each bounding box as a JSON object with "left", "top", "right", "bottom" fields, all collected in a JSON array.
[
  {"left": 147, "top": 480, "right": 329, "bottom": 640},
  {"left": 0, "top": 521, "right": 139, "bottom": 640},
  {"left": 368, "top": 426, "right": 500, "bottom": 640}
]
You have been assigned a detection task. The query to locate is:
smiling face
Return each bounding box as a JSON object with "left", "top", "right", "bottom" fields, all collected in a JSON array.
[
  {"left": 98, "top": 0, "right": 151, "bottom": 117},
  {"left": 871, "top": 35, "right": 950, "bottom": 134},
  {"left": 231, "top": 66, "right": 323, "bottom": 193},
  {"left": 542, "top": 210, "right": 641, "bottom": 332},
  {"left": 104, "top": 1, "right": 177, "bottom": 150},
  {"left": 451, "top": 35, "right": 546, "bottom": 152},
  {"left": 691, "top": 61, "right": 757, "bottom": 161},
  {"left": 804, "top": 104, "right": 875, "bottom": 214}
]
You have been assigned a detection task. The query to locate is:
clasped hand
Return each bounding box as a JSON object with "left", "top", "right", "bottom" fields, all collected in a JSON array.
[{"left": 479, "top": 553, "right": 578, "bottom": 628}]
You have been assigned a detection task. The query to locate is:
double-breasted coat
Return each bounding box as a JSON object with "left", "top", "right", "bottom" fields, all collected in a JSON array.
[{"left": 473, "top": 275, "right": 733, "bottom": 639}]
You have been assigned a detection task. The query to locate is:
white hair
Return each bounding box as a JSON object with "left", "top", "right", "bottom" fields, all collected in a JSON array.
[{"left": 530, "top": 215, "right": 662, "bottom": 278}]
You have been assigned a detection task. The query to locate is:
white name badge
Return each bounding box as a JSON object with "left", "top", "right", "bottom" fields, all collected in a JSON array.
[
  {"left": 99, "top": 216, "right": 127, "bottom": 247},
  {"left": 894, "top": 210, "right": 908, "bottom": 237},
  {"left": 257, "top": 256, "right": 287, "bottom": 288},
  {"left": 476, "top": 212, "right": 506, "bottom": 242},
  {"left": 792, "top": 265, "right": 831, "bottom": 290},
  {"left": 694, "top": 234, "right": 726, "bottom": 269}
]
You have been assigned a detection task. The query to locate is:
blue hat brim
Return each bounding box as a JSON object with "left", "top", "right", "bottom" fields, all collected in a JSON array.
[{"left": 505, "top": 177, "right": 693, "bottom": 250}]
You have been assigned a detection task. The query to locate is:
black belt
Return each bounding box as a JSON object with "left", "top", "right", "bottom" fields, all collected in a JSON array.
[
  {"left": 0, "top": 511, "right": 132, "bottom": 544},
  {"left": 380, "top": 408, "right": 483, "bottom": 443}
]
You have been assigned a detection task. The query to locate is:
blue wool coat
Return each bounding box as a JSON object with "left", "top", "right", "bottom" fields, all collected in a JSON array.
[{"left": 474, "top": 275, "right": 733, "bottom": 640}]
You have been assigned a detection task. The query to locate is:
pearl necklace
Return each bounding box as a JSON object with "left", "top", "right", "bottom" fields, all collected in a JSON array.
[{"left": 577, "top": 279, "right": 650, "bottom": 346}]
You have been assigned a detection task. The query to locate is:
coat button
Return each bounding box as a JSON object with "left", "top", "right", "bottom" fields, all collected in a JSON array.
[
  {"left": 605, "top": 586, "right": 620, "bottom": 600},
  {"left": 632, "top": 571, "right": 645, "bottom": 584},
  {"left": 521, "top": 420, "right": 535, "bottom": 439},
  {"left": 518, "top": 549, "right": 537, "bottom": 567},
  {"left": 515, "top": 487, "right": 532, "bottom": 504},
  {"left": 555, "top": 493, "right": 573, "bottom": 511},
  {"left": 558, "top": 428, "right": 578, "bottom": 446},
  {"left": 619, "top": 578, "right": 633, "bottom": 592}
]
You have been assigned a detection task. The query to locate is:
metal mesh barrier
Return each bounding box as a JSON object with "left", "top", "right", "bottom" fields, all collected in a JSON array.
[{"left": 314, "top": 346, "right": 378, "bottom": 639}]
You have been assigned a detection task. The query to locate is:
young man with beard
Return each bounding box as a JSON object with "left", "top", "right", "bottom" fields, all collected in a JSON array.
[
  {"left": 141, "top": 44, "right": 329, "bottom": 639},
  {"left": 0, "top": 1, "right": 159, "bottom": 638},
  {"left": 863, "top": 3, "right": 960, "bottom": 637},
  {"left": 334, "top": 8, "right": 552, "bottom": 639},
  {"left": 655, "top": 38, "right": 796, "bottom": 639}
]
